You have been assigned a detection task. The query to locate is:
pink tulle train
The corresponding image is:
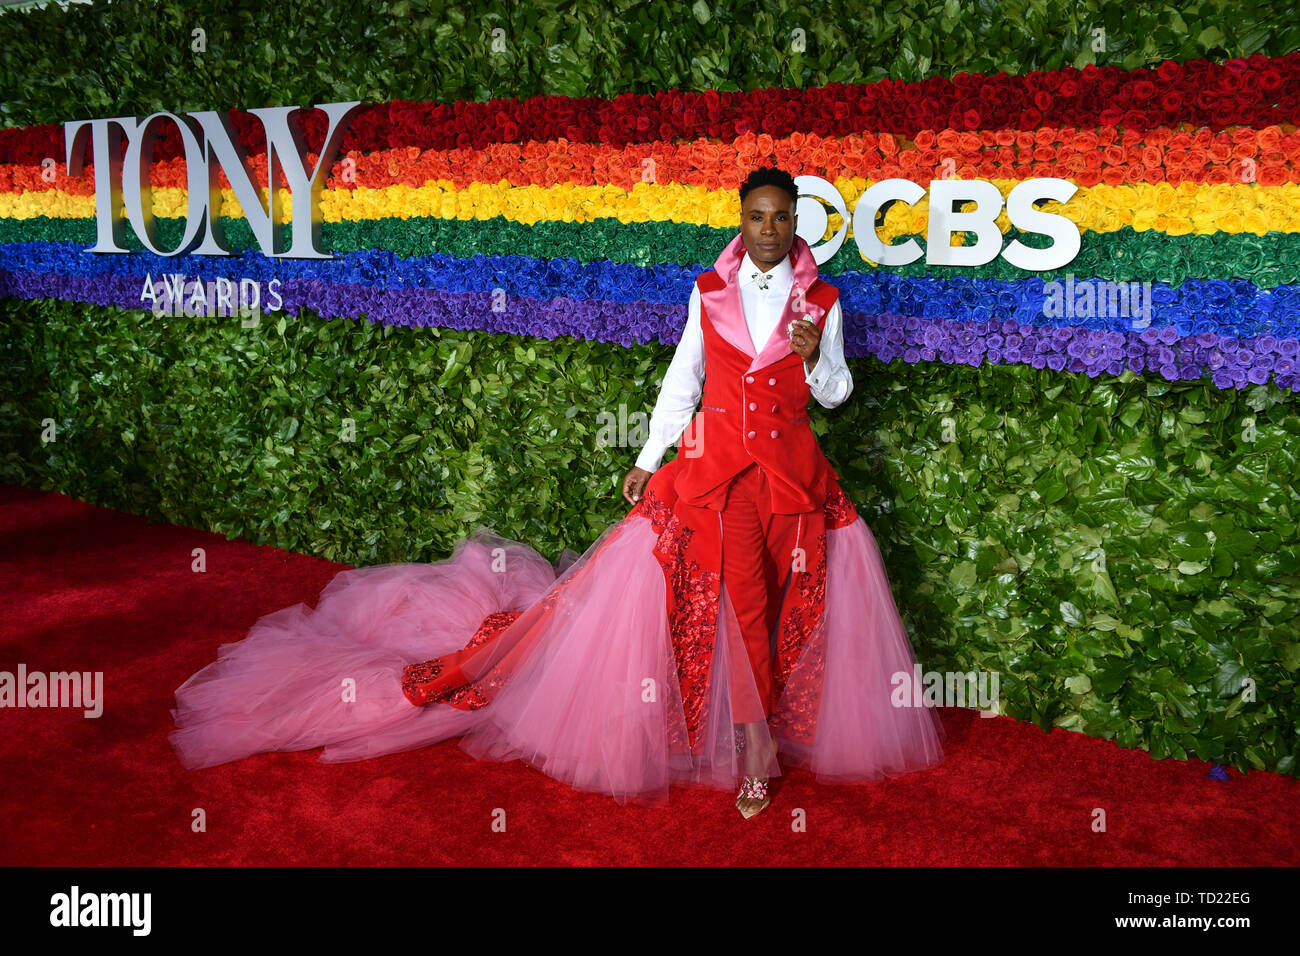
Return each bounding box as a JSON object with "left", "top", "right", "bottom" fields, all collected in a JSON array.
[{"left": 170, "top": 505, "right": 946, "bottom": 805}]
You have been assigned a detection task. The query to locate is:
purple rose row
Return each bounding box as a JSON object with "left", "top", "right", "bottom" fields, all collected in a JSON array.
[{"left": 1, "top": 269, "right": 1296, "bottom": 392}]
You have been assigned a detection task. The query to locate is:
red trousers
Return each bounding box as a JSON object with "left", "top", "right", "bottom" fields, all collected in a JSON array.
[{"left": 709, "top": 461, "right": 805, "bottom": 724}]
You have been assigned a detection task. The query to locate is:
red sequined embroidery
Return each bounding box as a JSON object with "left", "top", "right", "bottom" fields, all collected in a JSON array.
[
  {"left": 641, "top": 483, "right": 721, "bottom": 752},
  {"left": 466, "top": 611, "right": 522, "bottom": 648},
  {"left": 769, "top": 530, "right": 829, "bottom": 744},
  {"left": 824, "top": 481, "right": 858, "bottom": 529},
  {"left": 770, "top": 480, "right": 859, "bottom": 743},
  {"left": 434, "top": 671, "right": 508, "bottom": 711},
  {"left": 400, "top": 610, "right": 523, "bottom": 709},
  {"left": 775, "top": 530, "right": 827, "bottom": 690},
  {"left": 400, "top": 658, "right": 443, "bottom": 692}
]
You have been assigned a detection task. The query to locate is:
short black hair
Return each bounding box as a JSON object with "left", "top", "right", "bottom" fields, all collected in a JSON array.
[{"left": 739, "top": 167, "right": 798, "bottom": 207}]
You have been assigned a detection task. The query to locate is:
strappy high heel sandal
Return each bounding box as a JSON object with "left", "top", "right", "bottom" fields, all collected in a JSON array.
[
  {"left": 735, "top": 738, "right": 778, "bottom": 819},
  {"left": 736, "top": 775, "right": 770, "bottom": 819}
]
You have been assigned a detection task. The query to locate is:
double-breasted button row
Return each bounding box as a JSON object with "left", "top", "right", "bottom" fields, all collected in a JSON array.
[{"left": 742, "top": 370, "right": 787, "bottom": 440}]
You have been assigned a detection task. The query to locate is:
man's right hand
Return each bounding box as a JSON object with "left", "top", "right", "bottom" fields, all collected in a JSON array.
[{"left": 622, "top": 466, "right": 652, "bottom": 506}]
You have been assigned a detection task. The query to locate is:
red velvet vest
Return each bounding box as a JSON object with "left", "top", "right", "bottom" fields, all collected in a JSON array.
[{"left": 672, "top": 233, "right": 842, "bottom": 514}]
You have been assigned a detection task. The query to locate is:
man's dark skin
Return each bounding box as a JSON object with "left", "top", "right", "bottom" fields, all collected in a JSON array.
[{"left": 621, "top": 184, "right": 823, "bottom": 505}]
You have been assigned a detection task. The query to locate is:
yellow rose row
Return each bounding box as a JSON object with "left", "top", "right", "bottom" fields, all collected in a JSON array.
[{"left": 2, "top": 177, "right": 1297, "bottom": 239}]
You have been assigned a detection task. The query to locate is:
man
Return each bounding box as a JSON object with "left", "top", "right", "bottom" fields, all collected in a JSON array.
[{"left": 622, "top": 166, "right": 853, "bottom": 817}]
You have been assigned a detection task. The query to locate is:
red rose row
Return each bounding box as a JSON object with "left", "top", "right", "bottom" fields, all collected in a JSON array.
[{"left": 1, "top": 52, "right": 1297, "bottom": 165}]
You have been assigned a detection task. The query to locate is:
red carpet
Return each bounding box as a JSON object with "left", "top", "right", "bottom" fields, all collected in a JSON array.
[{"left": 1, "top": 482, "right": 1296, "bottom": 866}]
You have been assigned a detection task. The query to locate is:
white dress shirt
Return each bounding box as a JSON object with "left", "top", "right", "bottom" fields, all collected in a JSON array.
[{"left": 635, "top": 250, "right": 853, "bottom": 474}]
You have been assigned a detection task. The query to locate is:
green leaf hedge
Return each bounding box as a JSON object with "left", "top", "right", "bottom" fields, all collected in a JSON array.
[{"left": 3, "top": 0, "right": 1299, "bottom": 125}]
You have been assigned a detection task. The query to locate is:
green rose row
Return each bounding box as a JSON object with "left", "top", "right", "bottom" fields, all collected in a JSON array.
[{"left": 2, "top": 214, "right": 1297, "bottom": 288}]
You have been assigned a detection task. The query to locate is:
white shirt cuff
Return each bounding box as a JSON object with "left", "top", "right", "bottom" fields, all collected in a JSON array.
[
  {"left": 805, "top": 353, "right": 828, "bottom": 386},
  {"left": 634, "top": 443, "right": 665, "bottom": 474}
]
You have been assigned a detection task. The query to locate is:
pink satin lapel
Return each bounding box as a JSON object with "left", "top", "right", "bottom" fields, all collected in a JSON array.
[{"left": 700, "top": 233, "right": 754, "bottom": 359}]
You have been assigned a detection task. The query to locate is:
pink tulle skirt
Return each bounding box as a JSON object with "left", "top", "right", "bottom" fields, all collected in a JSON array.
[{"left": 170, "top": 504, "right": 946, "bottom": 805}]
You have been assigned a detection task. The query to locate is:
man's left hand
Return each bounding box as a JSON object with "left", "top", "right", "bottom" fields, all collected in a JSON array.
[{"left": 788, "top": 318, "right": 821, "bottom": 371}]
